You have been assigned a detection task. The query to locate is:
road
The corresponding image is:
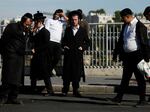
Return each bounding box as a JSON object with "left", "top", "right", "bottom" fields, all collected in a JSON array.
[{"left": 1, "top": 94, "right": 150, "bottom": 112}]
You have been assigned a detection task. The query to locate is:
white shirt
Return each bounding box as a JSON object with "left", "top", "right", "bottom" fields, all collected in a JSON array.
[
  {"left": 123, "top": 17, "right": 140, "bottom": 53},
  {"left": 44, "top": 18, "right": 66, "bottom": 43},
  {"left": 72, "top": 25, "right": 80, "bottom": 36}
]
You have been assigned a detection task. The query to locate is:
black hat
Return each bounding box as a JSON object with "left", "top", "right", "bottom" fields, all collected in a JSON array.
[
  {"left": 33, "top": 11, "right": 46, "bottom": 21},
  {"left": 120, "top": 8, "right": 133, "bottom": 17},
  {"left": 68, "top": 10, "right": 82, "bottom": 20},
  {"left": 143, "top": 6, "right": 150, "bottom": 16},
  {"left": 22, "top": 13, "right": 33, "bottom": 20}
]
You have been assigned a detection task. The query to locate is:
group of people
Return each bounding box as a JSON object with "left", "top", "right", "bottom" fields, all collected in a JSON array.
[
  {"left": 0, "top": 9, "right": 90, "bottom": 104},
  {"left": 0, "top": 6, "right": 150, "bottom": 106}
]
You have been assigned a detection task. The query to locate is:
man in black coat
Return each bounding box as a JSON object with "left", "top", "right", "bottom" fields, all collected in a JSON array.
[
  {"left": 112, "top": 8, "right": 150, "bottom": 105},
  {"left": 143, "top": 6, "right": 150, "bottom": 102},
  {"left": 143, "top": 6, "right": 150, "bottom": 21},
  {"left": 61, "top": 10, "right": 90, "bottom": 97},
  {"left": 30, "top": 11, "right": 54, "bottom": 96},
  {"left": 0, "top": 13, "right": 33, "bottom": 104}
]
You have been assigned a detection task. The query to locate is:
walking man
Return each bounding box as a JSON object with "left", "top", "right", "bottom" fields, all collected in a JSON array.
[{"left": 112, "top": 8, "right": 150, "bottom": 105}]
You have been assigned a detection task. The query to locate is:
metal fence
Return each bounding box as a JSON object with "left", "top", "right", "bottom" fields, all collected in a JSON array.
[
  {"left": 85, "top": 23, "right": 123, "bottom": 68},
  {"left": 0, "top": 23, "right": 150, "bottom": 69}
]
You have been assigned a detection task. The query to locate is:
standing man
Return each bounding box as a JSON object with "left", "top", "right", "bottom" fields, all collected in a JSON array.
[
  {"left": 112, "top": 8, "right": 150, "bottom": 105},
  {"left": 143, "top": 6, "right": 150, "bottom": 21},
  {"left": 143, "top": 6, "right": 150, "bottom": 102},
  {"left": 61, "top": 10, "right": 90, "bottom": 97},
  {"left": 0, "top": 13, "right": 33, "bottom": 104},
  {"left": 44, "top": 9, "right": 68, "bottom": 76},
  {"left": 30, "top": 11, "right": 54, "bottom": 96}
]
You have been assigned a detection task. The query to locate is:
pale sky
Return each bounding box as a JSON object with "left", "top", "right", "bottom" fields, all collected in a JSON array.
[{"left": 0, "top": 0, "right": 149, "bottom": 19}]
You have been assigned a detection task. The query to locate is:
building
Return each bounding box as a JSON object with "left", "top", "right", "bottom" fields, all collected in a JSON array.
[{"left": 87, "top": 12, "right": 114, "bottom": 24}]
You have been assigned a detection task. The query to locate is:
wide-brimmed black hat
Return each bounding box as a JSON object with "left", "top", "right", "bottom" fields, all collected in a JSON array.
[
  {"left": 120, "top": 8, "right": 133, "bottom": 17},
  {"left": 143, "top": 6, "right": 150, "bottom": 16},
  {"left": 22, "top": 13, "right": 33, "bottom": 20},
  {"left": 68, "top": 10, "right": 82, "bottom": 20},
  {"left": 33, "top": 11, "right": 46, "bottom": 21}
]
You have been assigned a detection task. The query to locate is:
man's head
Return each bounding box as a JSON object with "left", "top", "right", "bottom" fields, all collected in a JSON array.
[
  {"left": 21, "top": 13, "right": 33, "bottom": 31},
  {"left": 120, "top": 8, "right": 134, "bottom": 24},
  {"left": 33, "top": 11, "right": 46, "bottom": 28},
  {"left": 143, "top": 6, "right": 150, "bottom": 21},
  {"left": 53, "top": 9, "right": 63, "bottom": 20},
  {"left": 68, "top": 10, "right": 82, "bottom": 27}
]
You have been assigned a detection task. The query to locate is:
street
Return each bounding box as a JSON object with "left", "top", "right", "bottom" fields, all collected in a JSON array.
[{"left": 1, "top": 94, "right": 150, "bottom": 112}]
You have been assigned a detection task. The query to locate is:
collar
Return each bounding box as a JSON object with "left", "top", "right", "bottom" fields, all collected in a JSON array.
[
  {"left": 72, "top": 25, "right": 80, "bottom": 30},
  {"left": 38, "top": 25, "right": 44, "bottom": 31},
  {"left": 129, "top": 17, "right": 138, "bottom": 26}
]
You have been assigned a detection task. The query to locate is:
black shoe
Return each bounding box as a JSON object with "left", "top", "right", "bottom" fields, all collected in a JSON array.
[
  {"left": 135, "top": 100, "right": 148, "bottom": 106},
  {"left": 111, "top": 96, "right": 122, "bottom": 104},
  {"left": 0, "top": 97, "right": 7, "bottom": 104},
  {"left": 43, "top": 92, "right": 55, "bottom": 96},
  {"left": 148, "top": 97, "right": 150, "bottom": 102},
  {"left": 73, "top": 91, "right": 81, "bottom": 97},
  {"left": 6, "top": 99, "right": 23, "bottom": 105},
  {"left": 62, "top": 92, "right": 67, "bottom": 96}
]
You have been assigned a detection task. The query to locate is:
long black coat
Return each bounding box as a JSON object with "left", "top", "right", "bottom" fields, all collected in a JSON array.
[
  {"left": 62, "top": 26, "right": 90, "bottom": 82},
  {"left": 1, "top": 22, "right": 27, "bottom": 86},
  {"left": 30, "top": 27, "right": 51, "bottom": 80}
]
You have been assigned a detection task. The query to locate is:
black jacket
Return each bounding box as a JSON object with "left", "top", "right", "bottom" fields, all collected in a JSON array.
[{"left": 113, "top": 20, "right": 150, "bottom": 61}]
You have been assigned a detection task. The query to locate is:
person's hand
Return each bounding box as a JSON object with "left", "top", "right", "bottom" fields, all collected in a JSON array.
[
  {"left": 64, "top": 46, "right": 70, "bottom": 49},
  {"left": 32, "top": 49, "right": 35, "bottom": 53},
  {"left": 78, "top": 46, "right": 83, "bottom": 51}
]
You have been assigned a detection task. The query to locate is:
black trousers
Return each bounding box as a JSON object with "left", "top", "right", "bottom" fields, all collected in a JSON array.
[
  {"left": 117, "top": 50, "right": 146, "bottom": 100},
  {"left": 31, "top": 77, "right": 53, "bottom": 93},
  {"left": 0, "top": 83, "right": 19, "bottom": 100},
  {"left": 49, "top": 41, "right": 62, "bottom": 74},
  {"left": 62, "top": 79, "right": 80, "bottom": 93}
]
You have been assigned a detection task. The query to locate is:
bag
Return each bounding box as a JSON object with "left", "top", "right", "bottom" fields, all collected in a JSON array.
[{"left": 137, "top": 59, "right": 150, "bottom": 79}]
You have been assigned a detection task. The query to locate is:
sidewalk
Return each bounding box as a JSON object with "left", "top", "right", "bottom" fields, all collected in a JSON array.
[
  {"left": 22, "top": 74, "right": 150, "bottom": 95},
  {"left": 1, "top": 68, "right": 150, "bottom": 95}
]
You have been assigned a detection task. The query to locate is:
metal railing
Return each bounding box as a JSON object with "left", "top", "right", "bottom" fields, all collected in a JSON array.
[{"left": 1, "top": 23, "right": 150, "bottom": 69}]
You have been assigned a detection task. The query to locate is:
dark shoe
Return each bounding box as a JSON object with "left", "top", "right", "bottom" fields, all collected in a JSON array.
[
  {"left": 62, "top": 88, "right": 68, "bottom": 96},
  {"left": 135, "top": 100, "right": 148, "bottom": 107},
  {"left": 0, "top": 97, "right": 7, "bottom": 104},
  {"left": 43, "top": 92, "right": 55, "bottom": 96},
  {"left": 148, "top": 97, "right": 150, "bottom": 102},
  {"left": 6, "top": 99, "right": 23, "bottom": 105},
  {"left": 73, "top": 91, "right": 81, "bottom": 97},
  {"left": 111, "top": 96, "right": 122, "bottom": 104},
  {"left": 62, "top": 93, "right": 67, "bottom": 96}
]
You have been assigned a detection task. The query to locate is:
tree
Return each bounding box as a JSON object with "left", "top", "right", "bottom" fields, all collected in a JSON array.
[
  {"left": 113, "top": 10, "right": 121, "bottom": 22},
  {"left": 96, "top": 9, "right": 106, "bottom": 14},
  {"left": 89, "top": 9, "right": 106, "bottom": 15}
]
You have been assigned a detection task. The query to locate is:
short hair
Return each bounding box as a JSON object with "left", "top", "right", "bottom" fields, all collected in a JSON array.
[
  {"left": 21, "top": 13, "right": 32, "bottom": 23},
  {"left": 143, "top": 6, "right": 150, "bottom": 16},
  {"left": 120, "top": 8, "right": 133, "bottom": 17},
  {"left": 54, "top": 9, "right": 63, "bottom": 15}
]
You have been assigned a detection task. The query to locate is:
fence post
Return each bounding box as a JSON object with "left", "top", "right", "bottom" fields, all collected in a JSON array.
[{"left": 105, "top": 23, "right": 109, "bottom": 67}]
